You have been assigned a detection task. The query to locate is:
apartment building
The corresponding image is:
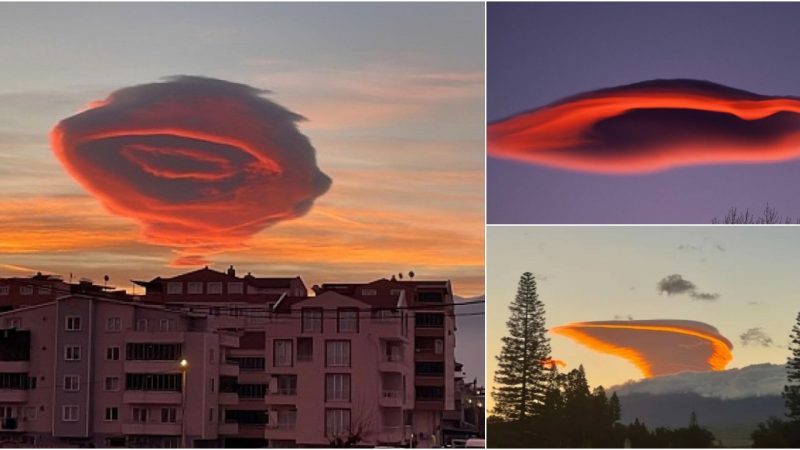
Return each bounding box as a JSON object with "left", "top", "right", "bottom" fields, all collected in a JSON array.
[{"left": 0, "top": 268, "right": 463, "bottom": 448}]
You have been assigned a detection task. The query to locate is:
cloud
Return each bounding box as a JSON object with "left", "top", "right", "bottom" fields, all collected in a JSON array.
[
  {"left": 50, "top": 76, "right": 331, "bottom": 266},
  {"left": 487, "top": 79, "right": 800, "bottom": 173},
  {"left": 610, "top": 363, "right": 785, "bottom": 400},
  {"left": 740, "top": 328, "right": 774, "bottom": 347},
  {"left": 552, "top": 320, "right": 733, "bottom": 378},
  {"left": 657, "top": 274, "right": 719, "bottom": 301}
]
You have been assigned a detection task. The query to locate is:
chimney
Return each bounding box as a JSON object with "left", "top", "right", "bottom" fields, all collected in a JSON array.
[{"left": 227, "top": 265, "right": 236, "bottom": 277}]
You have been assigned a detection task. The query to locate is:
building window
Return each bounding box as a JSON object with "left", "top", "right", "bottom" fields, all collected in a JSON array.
[
  {"left": 105, "top": 377, "right": 120, "bottom": 392},
  {"left": 326, "top": 340, "right": 351, "bottom": 368},
  {"left": 209, "top": 348, "right": 215, "bottom": 364},
  {"left": 415, "top": 313, "right": 444, "bottom": 328},
  {"left": 167, "top": 282, "right": 182, "bottom": 294},
  {"left": 126, "top": 373, "right": 182, "bottom": 392},
  {"left": 228, "top": 282, "right": 243, "bottom": 294},
  {"left": 135, "top": 318, "right": 148, "bottom": 331},
  {"left": 106, "top": 347, "right": 120, "bottom": 361},
  {"left": 273, "top": 340, "right": 293, "bottom": 367},
  {"left": 435, "top": 338, "right": 444, "bottom": 355},
  {"left": 207, "top": 282, "right": 222, "bottom": 294},
  {"left": 210, "top": 377, "right": 215, "bottom": 393},
  {"left": 64, "top": 345, "right": 81, "bottom": 361},
  {"left": 65, "top": 316, "right": 81, "bottom": 331},
  {"left": 5, "top": 318, "right": 21, "bottom": 329},
  {"left": 416, "top": 385, "right": 444, "bottom": 401},
  {"left": 38, "top": 286, "right": 52, "bottom": 295},
  {"left": 106, "top": 317, "right": 121, "bottom": 332},
  {"left": 337, "top": 308, "right": 358, "bottom": 333},
  {"left": 297, "top": 337, "right": 313, "bottom": 362},
  {"left": 161, "top": 407, "right": 177, "bottom": 423},
  {"left": 418, "top": 291, "right": 444, "bottom": 303},
  {"left": 62, "top": 405, "right": 79, "bottom": 422},
  {"left": 160, "top": 319, "right": 174, "bottom": 332},
  {"left": 209, "top": 407, "right": 215, "bottom": 422},
  {"left": 20, "top": 286, "right": 33, "bottom": 295},
  {"left": 361, "top": 289, "right": 377, "bottom": 296},
  {"left": 132, "top": 407, "right": 148, "bottom": 423},
  {"left": 187, "top": 282, "right": 203, "bottom": 295},
  {"left": 64, "top": 375, "right": 80, "bottom": 392},
  {"left": 276, "top": 375, "right": 297, "bottom": 395},
  {"left": 301, "top": 308, "right": 322, "bottom": 333},
  {"left": 416, "top": 361, "right": 445, "bottom": 376},
  {"left": 126, "top": 343, "right": 182, "bottom": 361},
  {"left": 325, "top": 374, "right": 351, "bottom": 402},
  {"left": 325, "top": 409, "right": 350, "bottom": 437},
  {"left": 105, "top": 407, "right": 118, "bottom": 422},
  {"left": 0, "top": 286, "right": 8, "bottom": 296}
]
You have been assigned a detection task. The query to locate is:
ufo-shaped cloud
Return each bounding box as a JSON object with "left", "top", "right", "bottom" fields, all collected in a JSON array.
[
  {"left": 51, "top": 76, "right": 331, "bottom": 266},
  {"left": 488, "top": 79, "right": 800, "bottom": 174},
  {"left": 552, "top": 320, "right": 733, "bottom": 378}
]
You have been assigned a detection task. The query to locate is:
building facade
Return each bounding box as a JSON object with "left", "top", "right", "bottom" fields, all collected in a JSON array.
[{"left": 0, "top": 268, "right": 463, "bottom": 448}]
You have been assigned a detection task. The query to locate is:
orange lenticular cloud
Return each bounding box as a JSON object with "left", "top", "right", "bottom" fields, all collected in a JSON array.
[
  {"left": 51, "top": 76, "right": 331, "bottom": 266},
  {"left": 488, "top": 79, "right": 800, "bottom": 174},
  {"left": 552, "top": 320, "right": 733, "bottom": 378}
]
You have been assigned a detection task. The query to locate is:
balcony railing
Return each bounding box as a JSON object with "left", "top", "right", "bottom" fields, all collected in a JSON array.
[
  {"left": 275, "top": 387, "right": 296, "bottom": 396},
  {"left": 382, "top": 389, "right": 402, "bottom": 399},
  {"left": 382, "top": 352, "right": 403, "bottom": 363}
]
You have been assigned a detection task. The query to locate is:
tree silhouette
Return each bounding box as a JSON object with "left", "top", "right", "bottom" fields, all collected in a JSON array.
[
  {"left": 785, "top": 311, "right": 800, "bottom": 420},
  {"left": 712, "top": 204, "right": 800, "bottom": 224},
  {"left": 492, "top": 272, "right": 551, "bottom": 421}
]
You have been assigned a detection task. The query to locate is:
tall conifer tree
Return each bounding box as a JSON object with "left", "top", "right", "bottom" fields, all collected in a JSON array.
[
  {"left": 492, "top": 272, "right": 551, "bottom": 420},
  {"left": 784, "top": 311, "right": 800, "bottom": 420}
]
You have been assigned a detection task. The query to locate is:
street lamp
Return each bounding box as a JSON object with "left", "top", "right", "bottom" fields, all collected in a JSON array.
[{"left": 180, "top": 359, "right": 188, "bottom": 448}]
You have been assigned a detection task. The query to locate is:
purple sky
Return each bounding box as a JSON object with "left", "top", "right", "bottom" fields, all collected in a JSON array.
[{"left": 488, "top": 2, "right": 800, "bottom": 224}]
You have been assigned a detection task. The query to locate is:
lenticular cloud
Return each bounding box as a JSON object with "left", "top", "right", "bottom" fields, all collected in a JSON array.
[
  {"left": 51, "top": 76, "right": 331, "bottom": 265},
  {"left": 552, "top": 320, "right": 733, "bottom": 378},
  {"left": 488, "top": 79, "right": 800, "bottom": 174}
]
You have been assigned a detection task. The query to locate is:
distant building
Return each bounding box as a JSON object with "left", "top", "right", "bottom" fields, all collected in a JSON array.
[{"left": 0, "top": 267, "right": 468, "bottom": 448}]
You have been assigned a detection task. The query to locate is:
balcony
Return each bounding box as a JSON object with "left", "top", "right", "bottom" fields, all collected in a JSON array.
[
  {"left": 0, "top": 390, "right": 28, "bottom": 403},
  {"left": 125, "top": 331, "right": 185, "bottom": 343},
  {"left": 124, "top": 360, "right": 183, "bottom": 374},
  {"left": 219, "top": 392, "right": 239, "bottom": 406},
  {"left": 266, "top": 422, "right": 297, "bottom": 440},
  {"left": 0, "top": 361, "right": 29, "bottom": 373},
  {"left": 123, "top": 390, "right": 182, "bottom": 404},
  {"left": 121, "top": 421, "right": 182, "bottom": 435},
  {"left": 379, "top": 389, "right": 403, "bottom": 408},
  {"left": 218, "top": 422, "right": 239, "bottom": 435},
  {"left": 219, "top": 333, "right": 239, "bottom": 348},
  {"left": 378, "top": 353, "right": 405, "bottom": 373},
  {"left": 219, "top": 363, "right": 239, "bottom": 377}
]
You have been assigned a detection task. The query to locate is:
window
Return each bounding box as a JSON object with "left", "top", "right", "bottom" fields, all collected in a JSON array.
[
  {"left": 136, "top": 319, "right": 148, "bottom": 331},
  {"left": 5, "top": 318, "right": 21, "bottom": 329},
  {"left": 0, "top": 286, "right": 8, "bottom": 296},
  {"left": 326, "top": 340, "right": 351, "bottom": 368},
  {"left": 126, "top": 373, "right": 183, "bottom": 392},
  {"left": 237, "top": 383, "right": 267, "bottom": 399},
  {"left": 65, "top": 316, "right": 81, "bottom": 331},
  {"left": 278, "top": 409, "right": 298, "bottom": 429},
  {"left": 38, "top": 286, "right": 52, "bottom": 295},
  {"left": 325, "top": 374, "right": 351, "bottom": 402},
  {"left": 226, "top": 356, "right": 265, "bottom": 371},
  {"left": 187, "top": 282, "right": 203, "bottom": 294},
  {"left": 301, "top": 308, "right": 322, "bottom": 333},
  {"left": 297, "top": 337, "right": 313, "bottom": 362},
  {"left": 209, "top": 407, "right": 215, "bottom": 422},
  {"left": 276, "top": 375, "right": 297, "bottom": 395},
  {"left": 105, "top": 377, "right": 120, "bottom": 391},
  {"left": 62, "top": 405, "right": 79, "bottom": 422},
  {"left": 361, "top": 289, "right": 377, "bottom": 296},
  {"left": 209, "top": 348, "right": 215, "bottom": 364},
  {"left": 337, "top": 308, "right": 358, "bottom": 333},
  {"left": 106, "top": 317, "right": 121, "bottom": 332},
  {"left": 207, "top": 282, "right": 222, "bottom": 295},
  {"left": 64, "top": 375, "right": 80, "bottom": 392},
  {"left": 105, "top": 407, "right": 118, "bottom": 421},
  {"left": 210, "top": 377, "right": 215, "bottom": 393},
  {"left": 106, "top": 347, "right": 120, "bottom": 361},
  {"left": 418, "top": 291, "right": 444, "bottom": 303},
  {"left": 65, "top": 345, "right": 81, "bottom": 361},
  {"left": 0, "top": 374, "right": 34, "bottom": 390},
  {"left": 132, "top": 407, "right": 148, "bottom": 423},
  {"left": 159, "top": 319, "right": 174, "bottom": 332},
  {"left": 415, "top": 313, "right": 444, "bottom": 328},
  {"left": 228, "top": 282, "right": 243, "bottom": 294},
  {"left": 416, "top": 361, "right": 444, "bottom": 375},
  {"left": 161, "top": 407, "right": 177, "bottom": 423},
  {"left": 326, "top": 409, "right": 350, "bottom": 437},
  {"left": 273, "top": 340, "right": 293, "bottom": 367},
  {"left": 20, "top": 286, "right": 33, "bottom": 295},
  {"left": 167, "top": 282, "right": 182, "bottom": 294},
  {"left": 126, "top": 343, "right": 182, "bottom": 361},
  {"left": 435, "top": 339, "right": 444, "bottom": 355},
  {"left": 416, "top": 385, "right": 444, "bottom": 400}
]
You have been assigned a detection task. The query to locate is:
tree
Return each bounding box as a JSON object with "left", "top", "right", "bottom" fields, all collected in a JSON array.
[
  {"left": 712, "top": 204, "right": 800, "bottom": 224},
  {"left": 492, "top": 272, "right": 551, "bottom": 421},
  {"left": 785, "top": 311, "right": 800, "bottom": 420}
]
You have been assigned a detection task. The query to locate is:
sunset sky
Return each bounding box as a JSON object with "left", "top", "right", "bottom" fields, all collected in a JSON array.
[
  {"left": 487, "top": 226, "right": 800, "bottom": 411},
  {"left": 0, "top": 3, "right": 485, "bottom": 296}
]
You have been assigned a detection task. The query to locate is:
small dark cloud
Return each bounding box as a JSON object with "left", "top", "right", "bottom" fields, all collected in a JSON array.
[
  {"left": 657, "top": 274, "right": 719, "bottom": 301},
  {"left": 614, "top": 315, "right": 634, "bottom": 321},
  {"left": 740, "top": 328, "right": 773, "bottom": 347}
]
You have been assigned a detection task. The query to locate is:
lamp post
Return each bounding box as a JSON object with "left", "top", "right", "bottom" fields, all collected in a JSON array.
[{"left": 180, "top": 359, "right": 188, "bottom": 448}]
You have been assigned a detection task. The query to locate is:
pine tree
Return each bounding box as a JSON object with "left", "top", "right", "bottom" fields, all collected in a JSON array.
[
  {"left": 609, "top": 392, "right": 622, "bottom": 423},
  {"left": 492, "top": 272, "right": 552, "bottom": 421},
  {"left": 784, "top": 311, "right": 800, "bottom": 420}
]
